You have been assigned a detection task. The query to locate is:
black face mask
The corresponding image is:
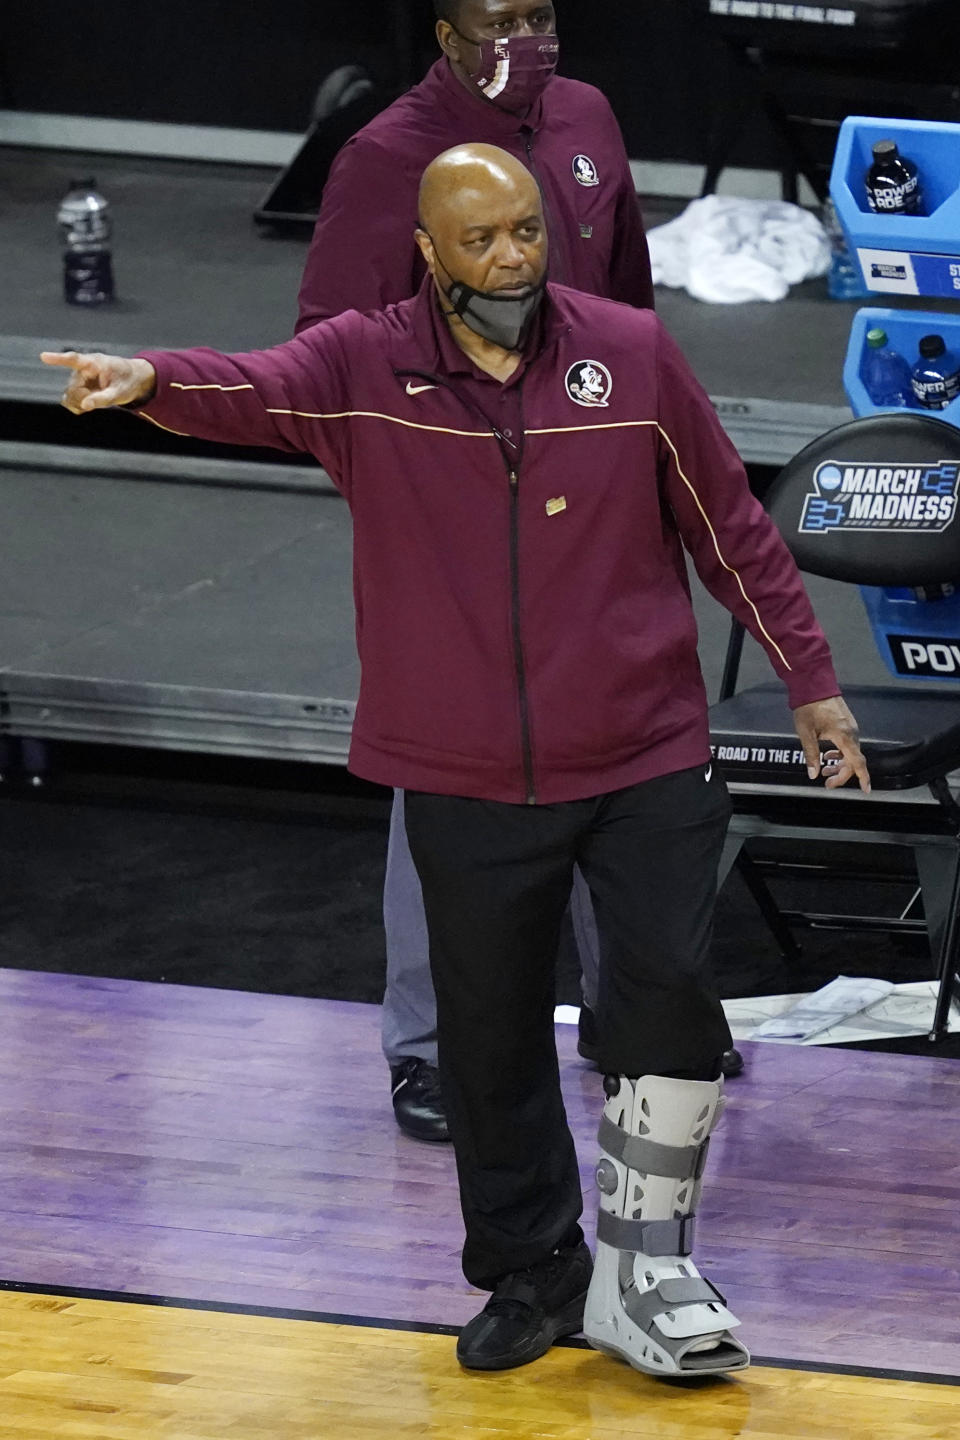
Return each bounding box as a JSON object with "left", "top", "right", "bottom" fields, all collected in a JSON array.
[{"left": 429, "top": 238, "right": 546, "bottom": 351}]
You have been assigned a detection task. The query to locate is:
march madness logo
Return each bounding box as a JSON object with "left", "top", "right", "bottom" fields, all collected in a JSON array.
[{"left": 799, "top": 459, "right": 959, "bottom": 534}]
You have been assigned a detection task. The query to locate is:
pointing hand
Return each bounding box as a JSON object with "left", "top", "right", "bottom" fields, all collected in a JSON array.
[{"left": 40, "top": 350, "right": 156, "bottom": 414}]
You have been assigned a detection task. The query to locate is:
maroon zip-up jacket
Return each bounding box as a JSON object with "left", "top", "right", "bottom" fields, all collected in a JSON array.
[
  {"left": 136, "top": 280, "right": 838, "bottom": 804},
  {"left": 296, "top": 57, "right": 653, "bottom": 330}
]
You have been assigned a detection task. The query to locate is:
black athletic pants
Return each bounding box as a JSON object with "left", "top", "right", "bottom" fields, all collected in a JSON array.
[{"left": 403, "top": 763, "right": 733, "bottom": 1291}]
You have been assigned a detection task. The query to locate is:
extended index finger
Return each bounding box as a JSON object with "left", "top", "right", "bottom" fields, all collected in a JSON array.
[{"left": 40, "top": 350, "right": 83, "bottom": 369}]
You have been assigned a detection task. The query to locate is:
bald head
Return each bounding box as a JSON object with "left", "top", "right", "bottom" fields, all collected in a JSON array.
[
  {"left": 418, "top": 144, "right": 540, "bottom": 235},
  {"left": 415, "top": 144, "right": 548, "bottom": 305}
]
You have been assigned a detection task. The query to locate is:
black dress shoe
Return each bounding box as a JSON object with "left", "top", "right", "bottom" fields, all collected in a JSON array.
[
  {"left": 721, "top": 1047, "right": 745, "bottom": 1079},
  {"left": 577, "top": 1002, "right": 600, "bottom": 1064},
  {"left": 457, "top": 1238, "right": 593, "bottom": 1371},
  {"left": 390, "top": 1058, "right": 450, "bottom": 1143}
]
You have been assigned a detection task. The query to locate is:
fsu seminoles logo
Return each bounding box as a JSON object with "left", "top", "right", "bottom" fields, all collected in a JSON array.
[
  {"left": 565, "top": 360, "right": 612, "bottom": 408},
  {"left": 572, "top": 154, "right": 599, "bottom": 187}
]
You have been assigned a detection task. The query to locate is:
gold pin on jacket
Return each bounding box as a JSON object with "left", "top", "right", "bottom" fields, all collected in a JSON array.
[{"left": 546, "top": 496, "right": 567, "bottom": 516}]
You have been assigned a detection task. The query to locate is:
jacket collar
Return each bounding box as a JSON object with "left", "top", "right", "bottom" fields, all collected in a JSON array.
[{"left": 422, "top": 56, "right": 547, "bottom": 139}]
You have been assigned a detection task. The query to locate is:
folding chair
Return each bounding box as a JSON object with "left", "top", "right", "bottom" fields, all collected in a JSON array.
[{"left": 710, "top": 411, "right": 960, "bottom": 1041}]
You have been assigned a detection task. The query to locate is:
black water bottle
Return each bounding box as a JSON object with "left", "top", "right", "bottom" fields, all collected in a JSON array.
[
  {"left": 910, "top": 334, "right": 960, "bottom": 410},
  {"left": 58, "top": 177, "right": 115, "bottom": 305},
  {"left": 864, "top": 140, "right": 923, "bottom": 216}
]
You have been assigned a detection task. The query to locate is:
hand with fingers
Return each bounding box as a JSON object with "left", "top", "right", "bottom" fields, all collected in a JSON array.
[
  {"left": 793, "top": 695, "right": 871, "bottom": 794},
  {"left": 40, "top": 350, "right": 156, "bottom": 414}
]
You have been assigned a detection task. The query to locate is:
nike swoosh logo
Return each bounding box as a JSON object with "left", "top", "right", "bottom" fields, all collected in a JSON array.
[
  {"left": 405, "top": 381, "right": 437, "bottom": 396},
  {"left": 705, "top": 764, "right": 713, "bottom": 783}
]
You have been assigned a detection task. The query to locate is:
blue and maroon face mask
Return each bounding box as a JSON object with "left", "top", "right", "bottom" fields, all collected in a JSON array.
[{"left": 456, "top": 33, "right": 559, "bottom": 113}]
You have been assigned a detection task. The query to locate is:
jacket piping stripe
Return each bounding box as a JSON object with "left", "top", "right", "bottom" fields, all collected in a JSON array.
[
  {"left": 138, "top": 411, "right": 191, "bottom": 438},
  {"left": 263, "top": 407, "right": 494, "bottom": 438},
  {"left": 525, "top": 421, "right": 660, "bottom": 435},
  {"left": 655, "top": 424, "right": 792, "bottom": 673},
  {"left": 170, "top": 382, "right": 256, "bottom": 392},
  {"left": 152, "top": 391, "right": 790, "bottom": 673},
  {"left": 532, "top": 418, "right": 790, "bottom": 671}
]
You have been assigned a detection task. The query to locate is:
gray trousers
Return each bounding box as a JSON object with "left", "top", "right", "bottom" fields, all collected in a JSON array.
[{"left": 382, "top": 788, "right": 600, "bottom": 1068}]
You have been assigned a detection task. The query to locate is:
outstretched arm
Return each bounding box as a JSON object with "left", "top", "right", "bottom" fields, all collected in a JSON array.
[{"left": 41, "top": 323, "right": 355, "bottom": 478}]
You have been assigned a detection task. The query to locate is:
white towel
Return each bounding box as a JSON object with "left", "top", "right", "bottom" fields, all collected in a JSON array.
[{"left": 648, "top": 195, "right": 830, "bottom": 304}]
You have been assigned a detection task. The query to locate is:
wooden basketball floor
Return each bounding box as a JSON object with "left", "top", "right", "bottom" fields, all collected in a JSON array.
[{"left": 0, "top": 968, "right": 958, "bottom": 1437}]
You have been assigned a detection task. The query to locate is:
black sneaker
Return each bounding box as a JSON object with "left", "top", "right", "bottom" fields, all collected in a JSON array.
[
  {"left": 456, "top": 1238, "right": 593, "bottom": 1371},
  {"left": 390, "top": 1058, "right": 450, "bottom": 1143}
]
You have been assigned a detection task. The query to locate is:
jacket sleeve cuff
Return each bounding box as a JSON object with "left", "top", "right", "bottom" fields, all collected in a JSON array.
[
  {"left": 128, "top": 350, "right": 167, "bottom": 410},
  {"left": 785, "top": 662, "right": 842, "bottom": 711}
]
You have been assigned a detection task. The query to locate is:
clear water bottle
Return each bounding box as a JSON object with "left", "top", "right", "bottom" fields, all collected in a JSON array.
[
  {"left": 58, "top": 177, "right": 114, "bottom": 305},
  {"left": 821, "top": 198, "right": 871, "bottom": 301},
  {"left": 865, "top": 140, "right": 924, "bottom": 216},
  {"left": 910, "top": 334, "right": 960, "bottom": 410},
  {"left": 862, "top": 327, "right": 912, "bottom": 408}
]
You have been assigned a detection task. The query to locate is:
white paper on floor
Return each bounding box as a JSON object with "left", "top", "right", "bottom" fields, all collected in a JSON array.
[
  {"left": 747, "top": 975, "right": 894, "bottom": 1042},
  {"left": 723, "top": 980, "right": 960, "bottom": 1045},
  {"left": 555, "top": 983, "right": 960, "bottom": 1045}
]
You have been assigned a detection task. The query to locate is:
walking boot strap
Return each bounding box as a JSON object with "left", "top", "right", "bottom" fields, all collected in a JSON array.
[
  {"left": 595, "top": 1207, "right": 696, "bottom": 1256},
  {"left": 597, "top": 1114, "right": 709, "bottom": 1181}
]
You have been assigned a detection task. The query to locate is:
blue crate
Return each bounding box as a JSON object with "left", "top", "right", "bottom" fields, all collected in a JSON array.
[
  {"left": 830, "top": 116, "right": 960, "bottom": 299},
  {"left": 843, "top": 306, "right": 960, "bottom": 425},
  {"left": 861, "top": 584, "right": 960, "bottom": 682}
]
